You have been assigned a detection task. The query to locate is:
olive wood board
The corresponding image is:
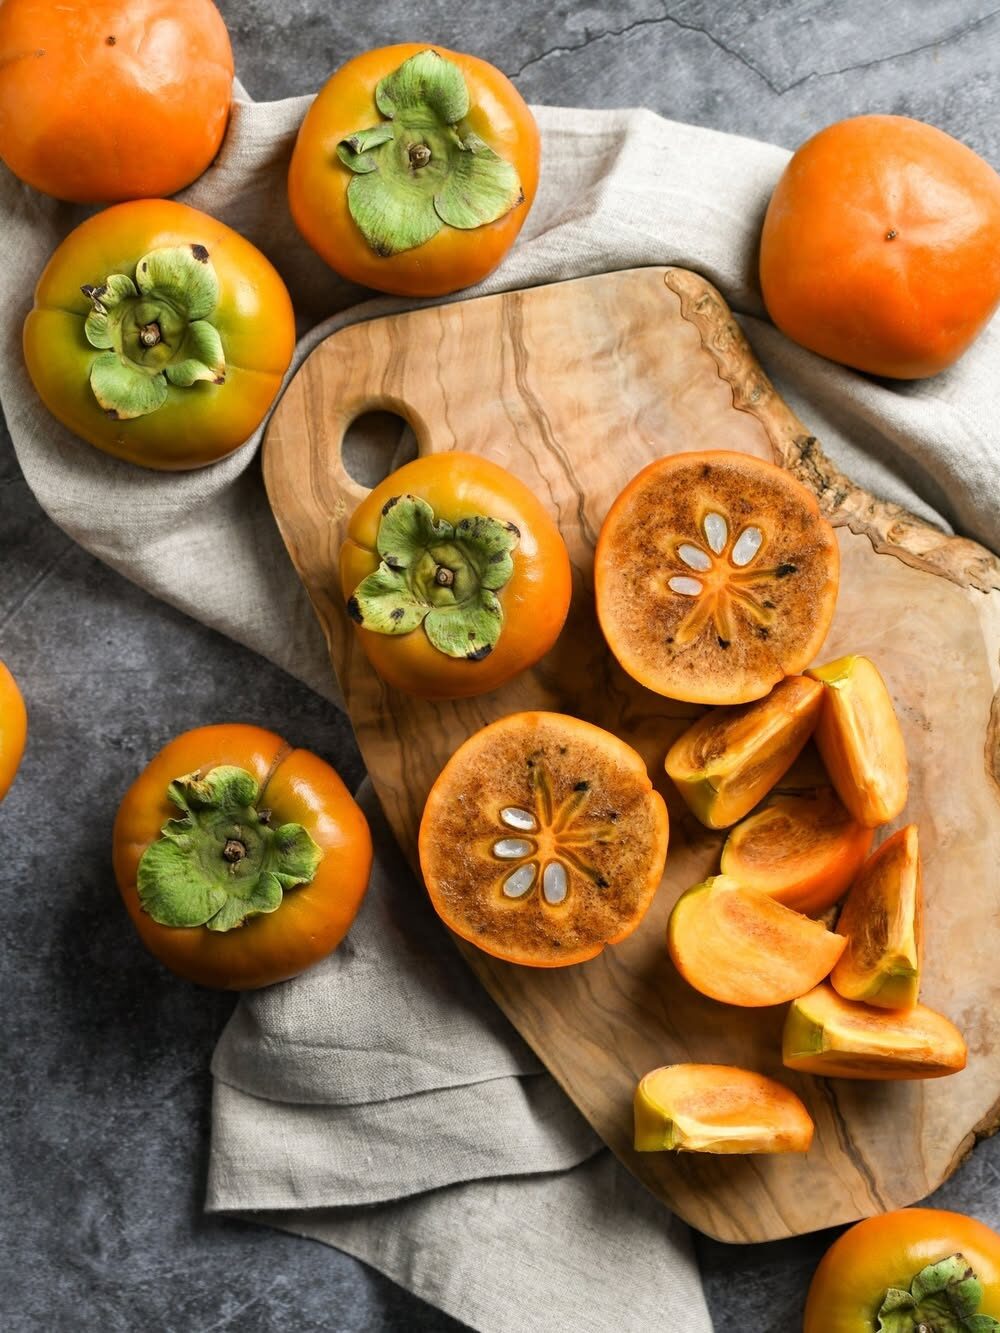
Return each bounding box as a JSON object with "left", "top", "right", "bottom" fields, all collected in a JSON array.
[{"left": 263, "top": 267, "right": 1000, "bottom": 1243}]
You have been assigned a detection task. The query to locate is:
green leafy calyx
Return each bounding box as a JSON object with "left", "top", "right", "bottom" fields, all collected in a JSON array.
[
  {"left": 347, "top": 493, "right": 519, "bottom": 660},
  {"left": 877, "top": 1253, "right": 1000, "bottom": 1332},
  {"left": 136, "top": 766, "right": 323, "bottom": 933},
  {"left": 81, "top": 244, "right": 225, "bottom": 420},
  {"left": 336, "top": 48, "right": 524, "bottom": 256}
]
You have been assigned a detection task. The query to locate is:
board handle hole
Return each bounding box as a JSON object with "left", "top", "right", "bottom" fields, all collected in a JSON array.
[{"left": 341, "top": 410, "right": 418, "bottom": 490}]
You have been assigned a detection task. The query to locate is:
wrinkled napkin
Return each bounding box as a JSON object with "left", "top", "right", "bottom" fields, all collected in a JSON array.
[{"left": 4, "top": 85, "right": 999, "bottom": 1332}]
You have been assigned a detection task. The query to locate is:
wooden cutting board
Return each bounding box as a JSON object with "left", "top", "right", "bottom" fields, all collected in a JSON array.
[{"left": 263, "top": 267, "right": 1000, "bottom": 1243}]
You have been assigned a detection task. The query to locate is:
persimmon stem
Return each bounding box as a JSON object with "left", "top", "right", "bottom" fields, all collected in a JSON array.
[
  {"left": 139, "top": 322, "right": 162, "bottom": 347},
  {"left": 408, "top": 143, "right": 431, "bottom": 168},
  {"left": 223, "top": 839, "right": 247, "bottom": 864}
]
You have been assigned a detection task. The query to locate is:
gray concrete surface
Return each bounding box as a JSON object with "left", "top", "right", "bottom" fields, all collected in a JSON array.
[{"left": 3, "top": 3, "right": 999, "bottom": 1329}]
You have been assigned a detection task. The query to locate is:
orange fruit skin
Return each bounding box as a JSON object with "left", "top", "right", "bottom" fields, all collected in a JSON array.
[
  {"left": 0, "top": 661, "right": 27, "bottom": 802},
  {"left": 288, "top": 43, "right": 540, "bottom": 296},
  {"left": 0, "top": 0, "right": 233, "bottom": 202},
  {"left": 760, "top": 115, "right": 1000, "bottom": 379},
  {"left": 805, "top": 1208, "right": 1000, "bottom": 1332},
  {"left": 340, "top": 453, "right": 571, "bottom": 700},
  {"left": 112, "top": 725, "right": 373, "bottom": 990}
]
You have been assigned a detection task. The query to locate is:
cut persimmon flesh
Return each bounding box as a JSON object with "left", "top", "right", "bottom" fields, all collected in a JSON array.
[
  {"left": 783, "top": 983, "right": 966, "bottom": 1080},
  {"left": 667, "top": 875, "right": 845, "bottom": 1007},
  {"left": 594, "top": 450, "right": 840, "bottom": 705},
  {"left": 831, "top": 824, "right": 922, "bottom": 1010},
  {"left": 418, "top": 712, "right": 669, "bottom": 967},
  {"left": 721, "top": 788, "right": 874, "bottom": 916},
  {"left": 665, "top": 674, "right": 823, "bottom": 829},
  {"left": 807, "top": 655, "right": 908, "bottom": 827},
  {"left": 634, "top": 1064, "right": 814, "bottom": 1154}
]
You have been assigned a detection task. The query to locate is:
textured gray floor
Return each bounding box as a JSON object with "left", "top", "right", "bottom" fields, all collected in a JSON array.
[{"left": 3, "top": 3, "right": 1000, "bottom": 1330}]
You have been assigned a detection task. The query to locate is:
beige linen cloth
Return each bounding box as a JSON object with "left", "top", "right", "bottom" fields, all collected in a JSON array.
[{"left": 4, "top": 87, "right": 999, "bottom": 1331}]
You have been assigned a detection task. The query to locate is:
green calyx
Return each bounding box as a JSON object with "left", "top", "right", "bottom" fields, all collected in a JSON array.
[
  {"left": 136, "top": 766, "right": 323, "bottom": 933},
  {"left": 347, "top": 493, "right": 519, "bottom": 660},
  {"left": 81, "top": 244, "right": 225, "bottom": 420},
  {"left": 877, "top": 1253, "right": 1000, "bottom": 1332},
  {"left": 337, "top": 48, "right": 524, "bottom": 256}
]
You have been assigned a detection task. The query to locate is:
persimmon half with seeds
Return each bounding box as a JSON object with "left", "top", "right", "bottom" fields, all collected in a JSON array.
[
  {"left": 634, "top": 1064, "right": 813, "bottom": 1155},
  {"left": 665, "top": 674, "right": 823, "bottom": 829},
  {"left": 595, "top": 451, "right": 839, "bottom": 705},
  {"left": 418, "top": 711, "right": 668, "bottom": 967}
]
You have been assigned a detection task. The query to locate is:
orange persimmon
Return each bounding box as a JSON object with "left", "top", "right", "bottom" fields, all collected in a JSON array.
[
  {"left": 419, "top": 711, "right": 668, "bottom": 967},
  {"left": 288, "top": 44, "right": 540, "bottom": 296},
  {"left": 634, "top": 1064, "right": 813, "bottom": 1155},
  {"left": 113, "top": 724, "right": 373, "bottom": 990},
  {"left": 0, "top": 661, "right": 27, "bottom": 802}
]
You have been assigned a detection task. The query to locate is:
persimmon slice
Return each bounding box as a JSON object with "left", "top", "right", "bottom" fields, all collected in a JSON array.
[
  {"left": 831, "top": 825, "right": 922, "bottom": 1010},
  {"left": 418, "top": 712, "right": 669, "bottom": 967},
  {"left": 667, "top": 875, "right": 845, "bottom": 1006},
  {"left": 634, "top": 1064, "right": 814, "bottom": 1154},
  {"left": 783, "top": 983, "right": 966, "bottom": 1080},
  {"left": 594, "top": 451, "right": 840, "bottom": 705},
  {"left": 665, "top": 675, "right": 823, "bottom": 829},
  {"left": 807, "top": 655, "right": 908, "bottom": 827},
  {"left": 721, "top": 788, "right": 874, "bottom": 916}
]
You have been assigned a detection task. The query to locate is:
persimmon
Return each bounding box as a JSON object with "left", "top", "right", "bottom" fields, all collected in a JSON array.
[
  {"left": 808, "top": 655, "right": 908, "bottom": 827},
  {"left": 288, "top": 44, "right": 539, "bottom": 296},
  {"left": 24, "top": 200, "right": 295, "bottom": 470},
  {"left": 0, "top": 661, "right": 27, "bottom": 802},
  {"left": 667, "top": 875, "right": 845, "bottom": 1007},
  {"left": 0, "top": 0, "right": 233, "bottom": 203},
  {"left": 783, "top": 983, "right": 966, "bottom": 1080},
  {"left": 665, "top": 674, "right": 823, "bottom": 829},
  {"left": 761, "top": 115, "right": 1000, "bottom": 379},
  {"left": 721, "top": 788, "right": 873, "bottom": 916},
  {"left": 340, "top": 452, "right": 571, "bottom": 699},
  {"left": 418, "top": 712, "right": 668, "bottom": 967},
  {"left": 113, "top": 724, "right": 373, "bottom": 990},
  {"left": 805, "top": 1208, "right": 1000, "bottom": 1333},
  {"left": 634, "top": 1064, "right": 813, "bottom": 1155},
  {"left": 832, "top": 825, "right": 922, "bottom": 1010},
  {"left": 594, "top": 451, "right": 839, "bottom": 706}
]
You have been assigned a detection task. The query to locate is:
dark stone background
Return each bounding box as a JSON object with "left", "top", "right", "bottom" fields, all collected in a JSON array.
[{"left": 3, "top": 3, "right": 999, "bottom": 1328}]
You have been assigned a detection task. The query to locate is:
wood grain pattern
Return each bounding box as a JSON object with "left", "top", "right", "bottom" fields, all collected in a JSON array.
[{"left": 263, "top": 267, "right": 1000, "bottom": 1242}]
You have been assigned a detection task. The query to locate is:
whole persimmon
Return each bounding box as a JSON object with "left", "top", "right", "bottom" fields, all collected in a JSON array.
[
  {"left": 0, "top": 0, "right": 234, "bottom": 203},
  {"left": 760, "top": 115, "right": 1000, "bottom": 378},
  {"left": 0, "top": 661, "right": 27, "bottom": 803}
]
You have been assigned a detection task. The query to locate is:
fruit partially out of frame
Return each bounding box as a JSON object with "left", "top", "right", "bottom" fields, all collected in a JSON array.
[
  {"left": 831, "top": 824, "right": 922, "bottom": 1010},
  {"left": 665, "top": 675, "right": 823, "bottom": 829},
  {"left": 667, "top": 875, "right": 846, "bottom": 1007},
  {"left": 783, "top": 983, "right": 967, "bottom": 1080},
  {"left": 807, "top": 655, "right": 908, "bottom": 827},
  {"left": 634, "top": 1063, "right": 814, "bottom": 1154}
]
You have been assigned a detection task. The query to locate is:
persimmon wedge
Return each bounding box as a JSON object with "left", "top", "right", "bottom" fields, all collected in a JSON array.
[
  {"left": 667, "top": 875, "right": 845, "bottom": 1007},
  {"left": 831, "top": 824, "right": 922, "bottom": 1010},
  {"left": 807, "top": 655, "right": 908, "bottom": 827},
  {"left": 665, "top": 674, "right": 823, "bottom": 828},
  {"left": 784, "top": 983, "right": 966, "bottom": 1080},
  {"left": 634, "top": 1064, "right": 814, "bottom": 1154},
  {"left": 595, "top": 450, "right": 840, "bottom": 705},
  {"left": 419, "top": 712, "right": 669, "bottom": 967},
  {"left": 721, "top": 788, "right": 873, "bottom": 916}
]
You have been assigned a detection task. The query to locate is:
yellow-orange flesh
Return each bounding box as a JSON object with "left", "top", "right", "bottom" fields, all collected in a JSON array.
[
  {"left": 831, "top": 824, "right": 922, "bottom": 1009},
  {"left": 783, "top": 983, "right": 966, "bottom": 1080},
  {"left": 634, "top": 1063, "right": 814, "bottom": 1154},
  {"left": 667, "top": 874, "right": 845, "bottom": 1007},
  {"left": 665, "top": 674, "right": 823, "bottom": 828},
  {"left": 807, "top": 655, "right": 908, "bottom": 827}
]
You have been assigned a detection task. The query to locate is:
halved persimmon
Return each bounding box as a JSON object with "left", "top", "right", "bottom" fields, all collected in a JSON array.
[
  {"left": 594, "top": 451, "right": 840, "bottom": 705},
  {"left": 667, "top": 875, "right": 845, "bottom": 1007},
  {"left": 783, "top": 983, "right": 966, "bottom": 1080},
  {"left": 418, "top": 712, "right": 669, "bottom": 967},
  {"left": 634, "top": 1064, "right": 814, "bottom": 1154},
  {"left": 665, "top": 674, "right": 823, "bottom": 829},
  {"left": 721, "top": 788, "right": 874, "bottom": 916},
  {"left": 807, "top": 655, "right": 908, "bottom": 827},
  {"left": 831, "top": 824, "right": 922, "bottom": 1010}
]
